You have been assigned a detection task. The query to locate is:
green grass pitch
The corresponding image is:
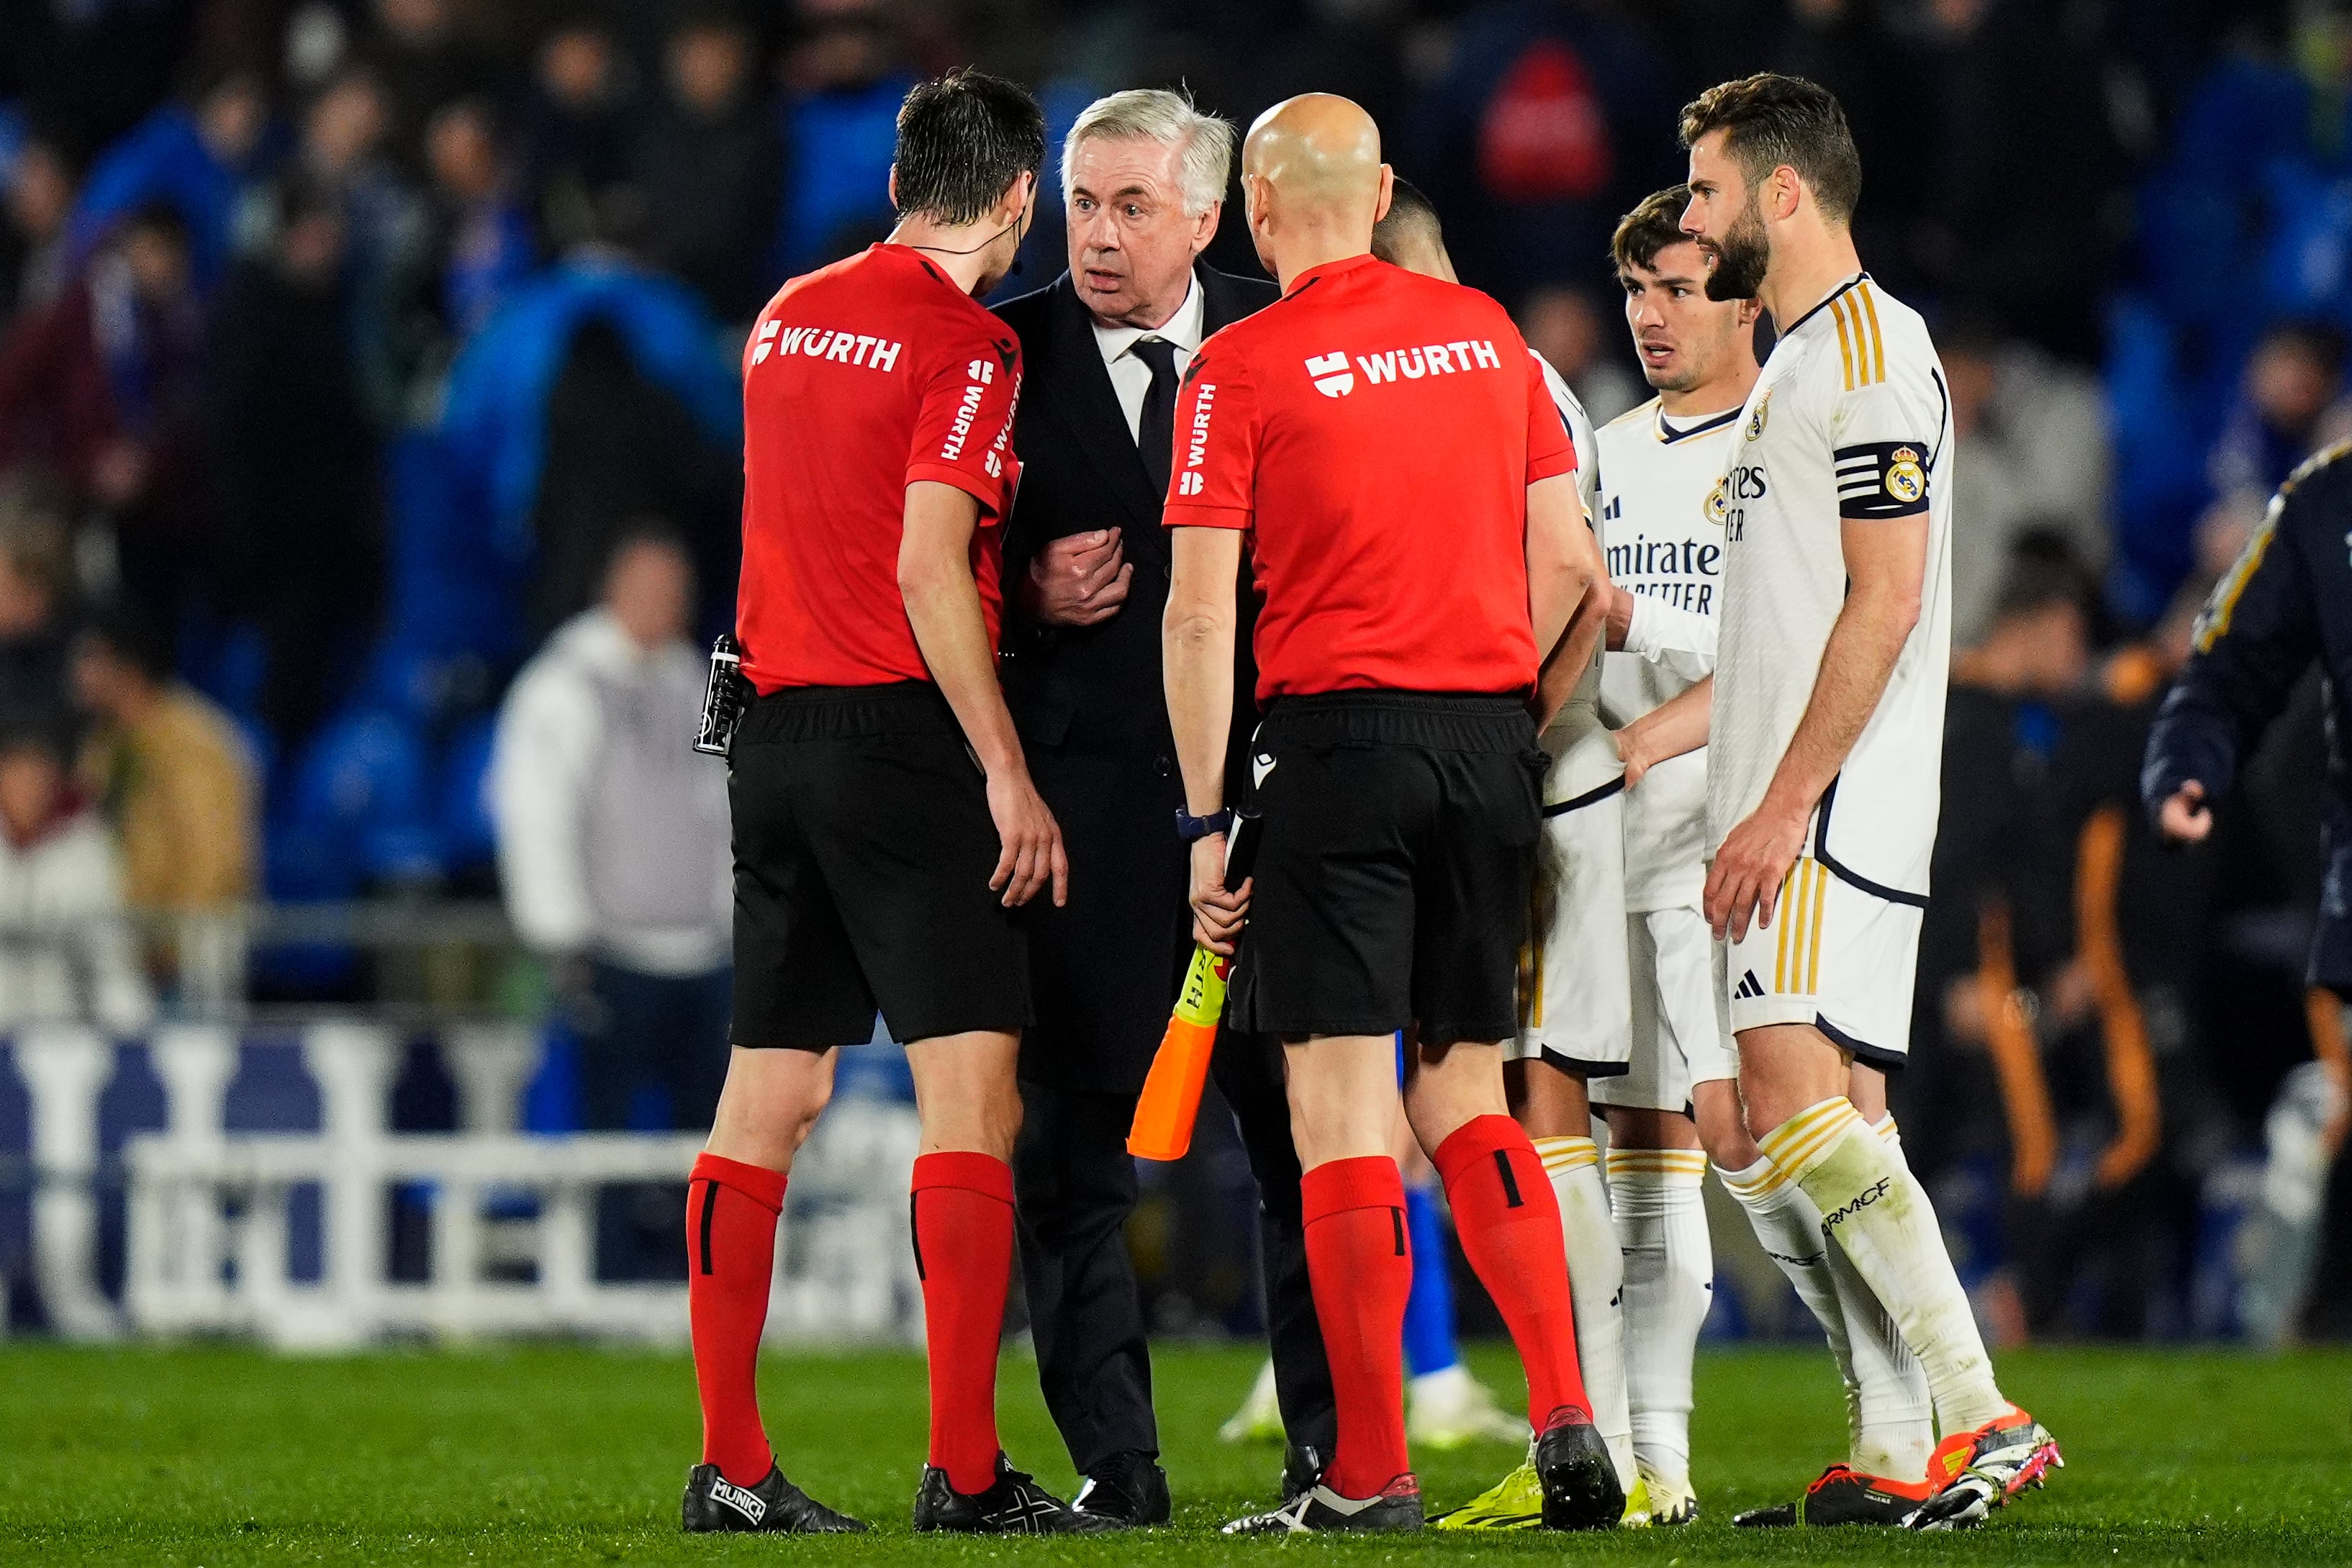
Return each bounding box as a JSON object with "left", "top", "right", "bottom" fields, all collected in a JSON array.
[{"left": 2, "top": 1340, "right": 2348, "bottom": 1565}]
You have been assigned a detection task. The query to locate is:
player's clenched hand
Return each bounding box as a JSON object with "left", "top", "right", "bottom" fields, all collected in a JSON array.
[
  {"left": 1025, "top": 528, "right": 1133, "bottom": 627},
  {"left": 1189, "top": 834, "right": 1251, "bottom": 955},
  {"left": 1705, "top": 797, "right": 1809, "bottom": 943},
  {"left": 986, "top": 768, "right": 1069, "bottom": 907},
  {"left": 2157, "top": 780, "right": 2212, "bottom": 845}
]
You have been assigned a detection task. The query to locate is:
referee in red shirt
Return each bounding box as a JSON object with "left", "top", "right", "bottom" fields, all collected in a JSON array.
[
  {"left": 678, "top": 71, "right": 1106, "bottom": 1538},
  {"left": 1165, "top": 95, "right": 1620, "bottom": 1534}
]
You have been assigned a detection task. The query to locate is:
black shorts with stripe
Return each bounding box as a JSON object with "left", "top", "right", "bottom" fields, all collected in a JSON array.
[
  {"left": 1229, "top": 691, "right": 1546, "bottom": 1046},
  {"left": 728, "top": 682, "right": 1031, "bottom": 1050}
]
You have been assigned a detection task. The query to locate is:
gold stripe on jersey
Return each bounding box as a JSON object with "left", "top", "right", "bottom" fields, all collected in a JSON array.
[
  {"left": 1775, "top": 861, "right": 1799, "bottom": 992},
  {"left": 1806, "top": 859, "right": 1829, "bottom": 992},
  {"left": 1858, "top": 283, "right": 1888, "bottom": 384},
  {"left": 1832, "top": 296, "right": 1857, "bottom": 391},
  {"left": 2193, "top": 510, "right": 2276, "bottom": 654}
]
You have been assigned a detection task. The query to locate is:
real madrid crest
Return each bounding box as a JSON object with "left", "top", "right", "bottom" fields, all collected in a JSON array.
[
  {"left": 1744, "top": 391, "right": 1770, "bottom": 443},
  {"left": 1885, "top": 445, "right": 1925, "bottom": 504},
  {"left": 1705, "top": 476, "right": 1729, "bottom": 527}
]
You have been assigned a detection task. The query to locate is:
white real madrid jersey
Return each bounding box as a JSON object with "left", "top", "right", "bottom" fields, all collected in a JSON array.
[
  {"left": 1532, "top": 353, "right": 1617, "bottom": 787},
  {"left": 1706, "top": 273, "right": 1955, "bottom": 898},
  {"left": 1538, "top": 353, "right": 1604, "bottom": 539},
  {"left": 1595, "top": 396, "right": 1741, "bottom": 910}
]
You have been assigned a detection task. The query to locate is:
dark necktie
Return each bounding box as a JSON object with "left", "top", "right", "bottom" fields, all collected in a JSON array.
[{"left": 1133, "top": 336, "right": 1182, "bottom": 499}]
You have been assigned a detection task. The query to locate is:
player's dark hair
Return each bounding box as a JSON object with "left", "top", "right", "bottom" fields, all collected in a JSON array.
[
  {"left": 1678, "top": 73, "right": 1861, "bottom": 225},
  {"left": 1611, "top": 185, "right": 1695, "bottom": 276},
  {"left": 1370, "top": 175, "right": 1444, "bottom": 264},
  {"left": 892, "top": 69, "right": 1046, "bottom": 227}
]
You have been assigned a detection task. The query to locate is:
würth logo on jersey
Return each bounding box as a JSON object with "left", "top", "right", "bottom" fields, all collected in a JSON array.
[
  {"left": 1306, "top": 352, "right": 1354, "bottom": 397},
  {"left": 752, "top": 321, "right": 903, "bottom": 371},
  {"left": 939, "top": 359, "right": 997, "bottom": 462},
  {"left": 1180, "top": 383, "right": 1218, "bottom": 486},
  {"left": 1354, "top": 340, "right": 1504, "bottom": 385}
]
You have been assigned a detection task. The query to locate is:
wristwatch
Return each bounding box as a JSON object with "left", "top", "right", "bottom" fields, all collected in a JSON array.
[{"left": 1175, "top": 807, "right": 1234, "bottom": 843}]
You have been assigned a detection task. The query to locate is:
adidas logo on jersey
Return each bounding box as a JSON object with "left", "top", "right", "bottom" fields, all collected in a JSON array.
[{"left": 1734, "top": 969, "right": 1766, "bottom": 1000}]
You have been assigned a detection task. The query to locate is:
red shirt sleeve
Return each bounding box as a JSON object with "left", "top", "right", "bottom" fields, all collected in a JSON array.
[
  {"left": 906, "top": 323, "right": 1022, "bottom": 517},
  {"left": 1524, "top": 345, "right": 1578, "bottom": 485},
  {"left": 1162, "top": 346, "right": 1259, "bottom": 530}
]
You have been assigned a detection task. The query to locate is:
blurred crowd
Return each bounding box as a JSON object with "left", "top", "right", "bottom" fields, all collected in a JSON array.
[{"left": 1, "top": 0, "right": 2348, "bottom": 1338}]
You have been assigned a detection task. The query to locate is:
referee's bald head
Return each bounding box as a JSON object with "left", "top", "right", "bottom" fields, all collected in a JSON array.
[{"left": 1241, "top": 94, "right": 1390, "bottom": 276}]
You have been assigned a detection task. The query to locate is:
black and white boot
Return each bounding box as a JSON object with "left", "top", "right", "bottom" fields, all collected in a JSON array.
[
  {"left": 681, "top": 1463, "right": 866, "bottom": 1533},
  {"left": 1222, "top": 1476, "right": 1424, "bottom": 1535},
  {"left": 912, "top": 1453, "right": 1117, "bottom": 1534}
]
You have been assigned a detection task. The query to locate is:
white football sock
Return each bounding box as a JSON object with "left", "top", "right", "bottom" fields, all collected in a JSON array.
[
  {"left": 1716, "top": 1156, "right": 1863, "bottom": 1446},
  {"left": 1760, "top": 1099, "right": 2007, "bottom": 1434},
  {"left": 1844, "top": 1115, "right": 1935, "bottom": 1479},
  {"left": 1534, "top": 1135, "right": 1632, "bottom": 1490},
  {"left": 1718, "top": 1147, "right": 1934, "bottom": 1479},
  {"left": 1605, "top": 1146, "right": 1710, "bottom": 1490}
]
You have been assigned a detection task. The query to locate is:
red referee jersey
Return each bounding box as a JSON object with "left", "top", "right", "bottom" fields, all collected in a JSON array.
[
  {"left": 736, "top": 243, "right": 1023, "bottom": 693},
  {"left": 1164, "top": 253, "right": 1575, "bottom": 701}
]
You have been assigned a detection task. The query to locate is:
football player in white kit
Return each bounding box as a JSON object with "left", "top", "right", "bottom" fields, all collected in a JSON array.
[
  {"left": 1585, "top": 185, "right": 1934, "bottom": 1529},
  {"left": 1364, "top": 179, "right": 1641, "bottom": 1531},
  {"left": 1675, "top": 75, "right": 2058, "bottom": 1529}
]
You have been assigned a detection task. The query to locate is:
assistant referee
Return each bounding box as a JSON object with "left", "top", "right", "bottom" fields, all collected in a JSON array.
[
  {"left": 1164, "top": 94, "right": 1619, "bottom": 1534},
  {"left": 676, "top": 71, "right": 1108, "bottom": 1538}
]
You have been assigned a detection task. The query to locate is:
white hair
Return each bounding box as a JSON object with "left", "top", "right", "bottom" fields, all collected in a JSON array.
[{"left": 1061, "top": 89, "right": 1237, "bottom": 218}]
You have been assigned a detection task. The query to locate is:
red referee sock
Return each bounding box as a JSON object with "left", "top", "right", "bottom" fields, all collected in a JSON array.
[
  {"left": 1433, "top": 1115, "right": 1590, "bottom": 1430},
  {"left": 1301, "top": 1155, "right": 1413, "bottom": 1498},
  {"left": 687, "top": 1152, "right": 787, "bottom": 1488},
  {"left": 911, "top": 1151, "right": 1016, "bottom": 1495}
]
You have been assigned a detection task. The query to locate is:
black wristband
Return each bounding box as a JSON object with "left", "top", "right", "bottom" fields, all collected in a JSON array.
[{"left": 1175, "top": 807, "right": 1233, "bottom": 843}]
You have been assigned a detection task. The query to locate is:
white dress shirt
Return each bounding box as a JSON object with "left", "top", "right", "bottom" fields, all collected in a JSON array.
[{"left": 1089, "top": 274, "right": 1206, "bottom": 442}]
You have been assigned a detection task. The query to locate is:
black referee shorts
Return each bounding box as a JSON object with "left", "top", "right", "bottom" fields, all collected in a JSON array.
[
  {"left": 1228, "top": 691, "right": 1546, "bottom": 1046},
  {"left": 729, "top": 681, "right": 1031, "bottom": 1050}
]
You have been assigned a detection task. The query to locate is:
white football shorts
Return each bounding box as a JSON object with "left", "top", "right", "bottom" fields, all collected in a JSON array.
[
  {"left": 1591, "top": 903, "right": 1740, "bottom": 1112},
  {"left": 1511, "top": 700, "right": 1632, "bottom": 1077},
  {"left": 1712, "top": 853, "right": 1921, "bottom": 1069}
]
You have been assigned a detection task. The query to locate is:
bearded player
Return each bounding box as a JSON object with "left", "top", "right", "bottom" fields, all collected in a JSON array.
[
  {"left": 1585, "top": 183, "right": 1939, "bottom": 1527},
  {"left": 1678, "top": 74, "right": 2060, "bottom": 1530}
]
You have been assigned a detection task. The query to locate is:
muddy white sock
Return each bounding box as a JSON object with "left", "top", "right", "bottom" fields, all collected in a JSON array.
[{"left": 1760, "top": 1099, "right": 2006, "bottom": 1434}]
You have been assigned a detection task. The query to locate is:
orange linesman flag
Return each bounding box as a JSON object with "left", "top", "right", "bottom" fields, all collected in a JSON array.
[{"left": 1128, "top": 814, "right": 1257, "bottom": 1161}]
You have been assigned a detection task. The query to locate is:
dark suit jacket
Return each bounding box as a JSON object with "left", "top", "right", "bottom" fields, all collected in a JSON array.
[{"left": 995, "top": 262, "right": 1277, "bottom": 1092}]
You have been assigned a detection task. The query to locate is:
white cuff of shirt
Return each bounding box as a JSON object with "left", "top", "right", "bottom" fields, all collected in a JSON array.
[{"left": 1622, "top": 594, "right": 1670, "bottom": 660}]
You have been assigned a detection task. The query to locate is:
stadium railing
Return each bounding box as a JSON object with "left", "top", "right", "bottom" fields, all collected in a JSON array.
[{"left": 1, "top": 904, "right": 924, "bottom": 1348}]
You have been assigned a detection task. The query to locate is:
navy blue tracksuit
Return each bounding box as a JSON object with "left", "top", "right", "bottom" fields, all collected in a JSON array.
[{"left": 2143, "top": 441, "right": 2352, "bottom": 990}]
